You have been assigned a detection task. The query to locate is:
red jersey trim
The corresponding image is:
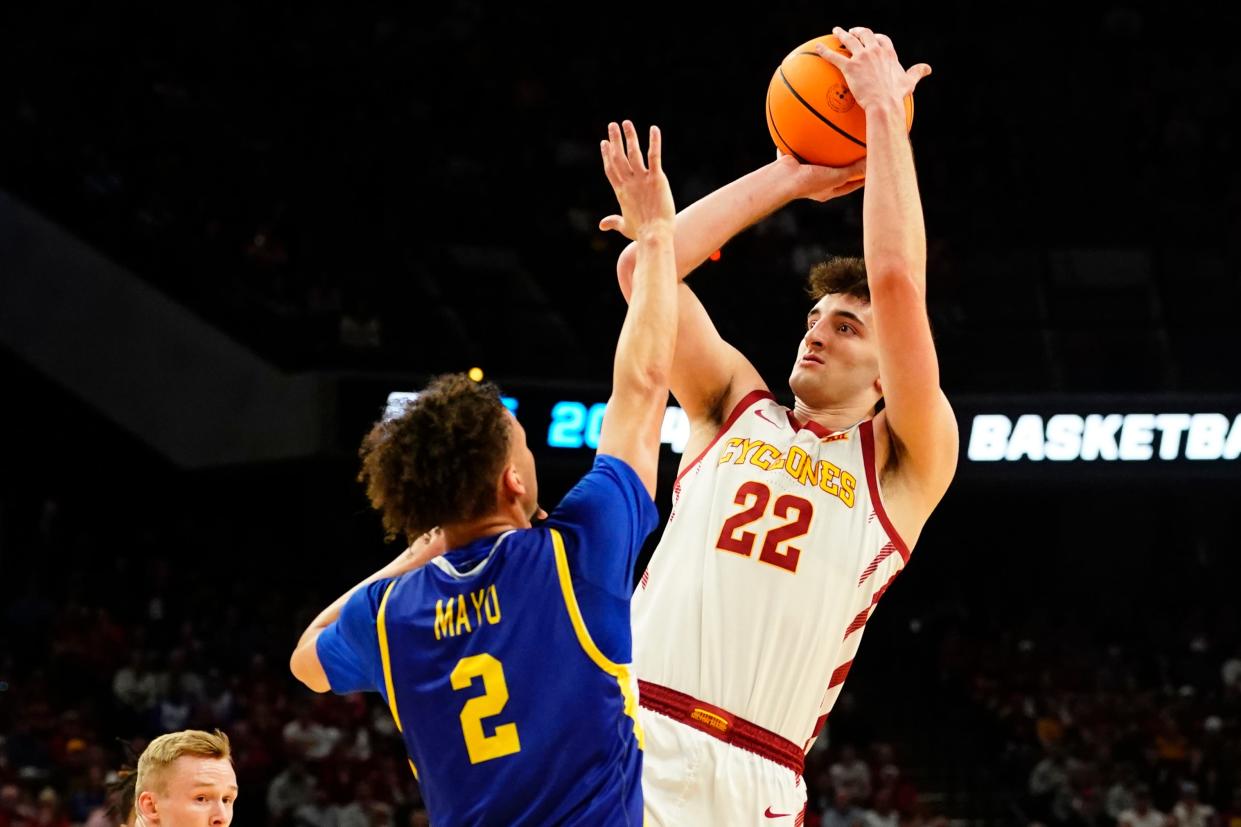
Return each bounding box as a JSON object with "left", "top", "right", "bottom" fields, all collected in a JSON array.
[
  {"left": 786, "top": 409, "right": 835, "bottom": 439},
  {"left": 638, "top": 680, "right": 804, "bottom": 775},
  {"left": 673, "top": 389, "right": 774, "bottom": 489},
  {"left": 859, "top": 420, "right": 911, "bottom": 565}
]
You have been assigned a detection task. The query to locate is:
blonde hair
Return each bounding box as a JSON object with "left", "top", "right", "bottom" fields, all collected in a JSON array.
[{"left": 135, "top": 730, "right": 232, "bottom": 796}]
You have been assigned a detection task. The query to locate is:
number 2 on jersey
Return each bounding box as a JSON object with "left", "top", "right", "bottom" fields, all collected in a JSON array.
[
  {"left": 715, "top": 481, "right": 813, "bottom": 573},
  {"left": 450, "top": 653, "right": 521, "bottom": 764}
]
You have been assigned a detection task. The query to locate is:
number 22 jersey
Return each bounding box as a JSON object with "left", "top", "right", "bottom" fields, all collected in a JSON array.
[
  {"left": 317, "top": 455, "right": 658, "bottom": 826},
  {"left": 632, "top": 390, "right": 912, "bottom": 751}
]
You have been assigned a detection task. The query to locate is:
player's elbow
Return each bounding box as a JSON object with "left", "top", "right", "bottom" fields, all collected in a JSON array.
[
  {"left": 289, "top": 645, "right": 331, "bottom": 693},
  {"left": 619, "top": 363, "right": 671, "bottom": 402},
  {"left": 866, "top": 265, "right": 924, "bottom": 301}
]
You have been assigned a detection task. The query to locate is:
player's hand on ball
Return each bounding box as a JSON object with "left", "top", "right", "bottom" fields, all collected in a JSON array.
[
  {"left": 776, "top": 151, "right": 867, "bottom": 202},
  {"left": 814, "top": 27, "right": 931, "bottom": 111},
  {"left": 598, "top": 120, "right": 676, "bottom": 241}
]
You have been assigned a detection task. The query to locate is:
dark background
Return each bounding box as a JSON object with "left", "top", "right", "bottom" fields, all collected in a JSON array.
[{"left": 2, "top": 1, "right": 1239, "bottom": 824}]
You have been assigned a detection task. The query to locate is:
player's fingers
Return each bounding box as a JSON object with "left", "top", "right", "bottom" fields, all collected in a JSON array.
[
  {"left": 622, "top": 120, "right": 646, "bottom": 172},
  {"left": 833, "top": 26, "right": 863, "bottom": 54},
  {"left": 601, "top": 141, "right": 624, "bottom": 189},
  {"left": 607, "top": 121, "right": 630, "bottom": 175},
  {"left": 876, "top": 33, "right": 895, "bottom": 52},
  {"left": 814, "top": 42, "right": 848, "bottom": 69},
  {"left": 834, "top": 179, "right": 865, "bottom": 198},
  {"left": 841, "top": 158, "right": 866, "bottom": 180},
  {"left": 647, "top": 125, "right": 662, "bottom": 174},
  {"left": 849, "top": 26, "right": 878, "bottom": 49},
  {"left": 906, "top": 63, "right": 932, "bottom": 90}
]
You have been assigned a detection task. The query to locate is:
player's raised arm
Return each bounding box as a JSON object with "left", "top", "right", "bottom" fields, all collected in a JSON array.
[
  {"left": 605, "top": 138, "right": 864, "bottom": 427},
  {"left": 593, "top": 121, "right": 677, "bottom": 498},
  {"left": 815, "top": 28, "right": 957, "bottom": 501}
]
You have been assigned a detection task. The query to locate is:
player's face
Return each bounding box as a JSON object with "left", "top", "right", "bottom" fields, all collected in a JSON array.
[
  {"left": 788, "top": 293, "right": 881, "bottom": 410},
  {"left": 143, "top": 757, "right": 236, "bottom": 826},
  {"left": 505, "top": 412, "right": 540, "bottom": 522}
]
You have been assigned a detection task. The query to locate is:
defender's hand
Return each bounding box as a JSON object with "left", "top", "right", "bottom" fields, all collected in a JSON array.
[{"left": 598, "top": 120, "right": 675, "bottom": 240}]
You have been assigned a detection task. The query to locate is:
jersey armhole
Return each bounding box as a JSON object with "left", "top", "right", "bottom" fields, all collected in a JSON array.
[
  {"left": 375, "top": 580, "right": 420, "bottom": 780},
  {"left": 859, "top": 420, "right": 912, "bottom": 564},
  {"left": 548, "top": 528, "right": 645, "bottom": 749},
  {"left": 674, "top": 389, "right": 775, "bottom": 488}
]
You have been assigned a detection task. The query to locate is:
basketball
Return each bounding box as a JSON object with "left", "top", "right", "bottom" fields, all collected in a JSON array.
[{"left": 766, "top": 34, "right": 915, "bottom": 170}]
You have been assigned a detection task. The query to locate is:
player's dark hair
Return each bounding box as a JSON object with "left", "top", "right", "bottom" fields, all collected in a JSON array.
[
  {"left": 358, "top": 373, "right": 510, "bottom": 542},
  {"left": 807, "top": 256, "right": 869, "bottom": 303},
  {"left": 107, "top": 766, "right": 137, "bottom": 824}
]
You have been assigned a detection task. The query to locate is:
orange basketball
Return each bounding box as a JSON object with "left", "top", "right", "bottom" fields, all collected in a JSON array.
[{"left": 766, "top": 34, "right": 914, "bottom": 170}]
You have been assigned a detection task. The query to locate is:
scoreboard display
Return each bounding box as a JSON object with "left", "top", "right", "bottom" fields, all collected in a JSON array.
[{"left": 341, "top": 379, "right": 1241, "bottom": 482}]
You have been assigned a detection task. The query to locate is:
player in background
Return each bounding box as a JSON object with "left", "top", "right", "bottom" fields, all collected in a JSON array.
[
  {"left": 602, "top": 28, "right": 955, "bottom": 823},
  {"left": 131, "top": 729, "right": 236, "bottom": 827},
  {"left": 290, "top": 120, "right": 678, "bottom": 825}
]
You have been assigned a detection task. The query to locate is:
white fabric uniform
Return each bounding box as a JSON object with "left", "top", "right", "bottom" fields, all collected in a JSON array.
[
  {"left": 639, "top": 708, "right": 808, "bottom": 826},
  {"left": 633, "top": 391, "right": 910, "bottom": 824}
]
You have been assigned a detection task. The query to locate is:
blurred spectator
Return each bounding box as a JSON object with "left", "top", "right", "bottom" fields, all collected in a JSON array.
[
  {"left": 822, "top": 789, "right": 866, "bottom": 827},
  {"left": 1222, "top": 650, "right": 1241, "bottom": 691},
  {"left": 0, "top": 783, "right": 33, "bottom": 827},
  {"left": 830, "top": 745, "right": 872, "bottom": 801},
  {"left": 292, "top": 788, "right": 333, "bottom": 827},
  {"left": 65, "top": 764, "right": 107, "bottom": 823},
  {"left": 267, "top": 760, "right": 316, "bottom": 822},
  {"left": 32, "top": 787, "right": 69, "bottom": 827},
  {"left": 862, "top": 787, "right": 899, "bottom": 827},
  {"left": 1172, "top": 782, "right": 1218, "bottom": 827},
  {"left": 1030, "top": 748, "right": 1072, "bottom": 818},
  {"left": 201, "top": 669, "right": 236, "bottom": 727},
  {"left": 1117, "top": 785, "right": 1167, "bottom": 827},
  {"left": 283, "top": 702, "right": 342, "bottom": 762},
  {"left": 156, "top": 685, "right": 193, "bottom": 733},
  {"left": 112, "top": 651, "right": 158, "bottom": 714}
]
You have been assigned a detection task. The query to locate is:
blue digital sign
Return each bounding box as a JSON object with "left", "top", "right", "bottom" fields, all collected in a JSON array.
[
  {"left": 547, "top": 401, "right": 607, "bottom": 449},
  {"left": 547, "top": 400, "right": 689, "bottom": 453},
  {"left": 387, "top": 391, "right": 689, "bottom": 453}
]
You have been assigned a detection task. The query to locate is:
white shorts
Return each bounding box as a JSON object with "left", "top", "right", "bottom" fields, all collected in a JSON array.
[{"left": 640, "top": 707, "right": 807, "bottom": 826}]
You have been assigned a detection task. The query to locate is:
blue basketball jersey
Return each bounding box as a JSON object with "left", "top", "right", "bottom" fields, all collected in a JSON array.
[{"left": 317, "top": 455, "right": 657, "bottom": 826}]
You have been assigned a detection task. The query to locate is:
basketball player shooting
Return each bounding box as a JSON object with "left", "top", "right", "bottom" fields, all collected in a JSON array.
[{"left": 601, "top": 28, "right": 955, "bottom": 823}]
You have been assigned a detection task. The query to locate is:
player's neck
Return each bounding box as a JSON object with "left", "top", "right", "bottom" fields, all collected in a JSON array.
[
  {"left": 791, "top": 396, "right": 874, "bottom": 432},
  {"left": 440, "top": 510, "right": 529, "bottom": 551}
]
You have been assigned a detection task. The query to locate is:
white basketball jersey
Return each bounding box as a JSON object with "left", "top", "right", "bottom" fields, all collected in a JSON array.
[{"left": 632, "top": 390, "right": 911, "bottom": 751}]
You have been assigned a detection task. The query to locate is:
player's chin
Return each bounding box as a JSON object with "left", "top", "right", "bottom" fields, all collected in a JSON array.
[
  {"left": 789, "top": 367, "right": 831, "bottom": 405},
  {"left": 790, "top": 358, "right": 824, "bottom": 378}
]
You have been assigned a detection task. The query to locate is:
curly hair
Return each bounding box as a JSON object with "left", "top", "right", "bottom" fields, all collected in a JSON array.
[
  {"left": 358, "top": 373, "right": 510, "bottom": 542},
  {"left": 807, "top": 256, "right": 869, "bottom": 303}
]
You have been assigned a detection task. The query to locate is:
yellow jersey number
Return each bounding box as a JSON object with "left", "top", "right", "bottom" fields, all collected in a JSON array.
[{"left": 450, "top": 653, "right": 521, "bottom": 764}]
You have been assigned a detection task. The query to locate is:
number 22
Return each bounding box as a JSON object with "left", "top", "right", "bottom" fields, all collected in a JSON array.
[{"left": 715, "top": 481, "right": 813, "bottom": 573}]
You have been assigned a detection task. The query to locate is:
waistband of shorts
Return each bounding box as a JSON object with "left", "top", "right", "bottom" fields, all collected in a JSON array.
[{"left": 637, "top": 680, "right": 804, "bottom": 775}]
